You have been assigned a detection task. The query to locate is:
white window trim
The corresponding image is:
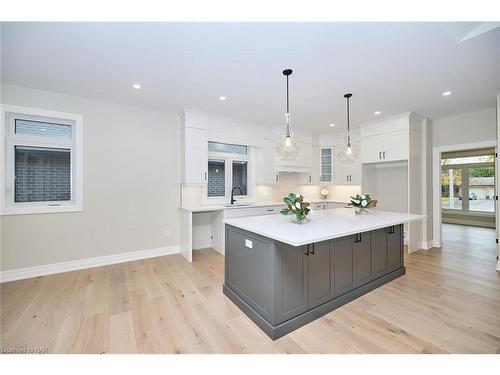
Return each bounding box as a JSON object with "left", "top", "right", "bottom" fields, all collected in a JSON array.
[
  {"left": 203, "top": 147, "right": 256, "bottom": 204},
  {"left": 0, "top": 104, "right": 83, "bottom": 215}
]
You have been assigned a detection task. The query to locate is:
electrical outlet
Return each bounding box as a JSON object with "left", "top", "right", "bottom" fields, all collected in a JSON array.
[{"left": 164, "top": 229, "right": 171, "bottom": 238}]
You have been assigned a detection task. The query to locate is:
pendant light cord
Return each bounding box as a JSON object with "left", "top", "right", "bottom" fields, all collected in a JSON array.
[{"left": 344, "top": 93, "right": 352, "bottom": 145}]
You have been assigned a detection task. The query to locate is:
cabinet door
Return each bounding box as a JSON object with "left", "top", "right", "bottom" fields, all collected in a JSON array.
[
  {"left": 332, "top": 236, "right": 356, "bottom": 297},
  {"left": 308, "top": 241, "right": 334, "bottom": 308},
  {"left": 361, "top": 135, "right": 384, "bottom": 164},
  {"left": 275, "top": 243, "right": 308, "bottom": 323},
  {"left": 256, "top": 139, "right": 279, "bottom": 186},
  {"left": 371, "top": 228, "right": 388, "bottom": 279},
  {"left": 383, "top": 131, "right": 409, "bottom": 162},
  {"left": 387, "top": 225, "right": 403, "bottom": 272},
  {"left": 334, "top": 160, "right": 361, "bottom": 186},
  {"left": 347, "top": 160, "right": 361, "bottom": 185},
  {"left": 354, "top": 232, "right": 372, "bottom": 286},
  {"left": 319, "top": 147, "right": 333, "bottom": 183},
  {"left": 184, "top": 127, "right": 208, "bottom": 184}
]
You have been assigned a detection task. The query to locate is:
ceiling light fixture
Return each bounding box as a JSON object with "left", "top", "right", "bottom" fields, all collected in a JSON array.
[
  {"left": 132, "top": 84, "right": 141, "bottom": 89},
  {"left": 275, "top": 68, "right": 299, "bottom": 159},
  {"left": 219, "top": 96, "right": 226, "bottom": 101},
  {"left": 330, "top": 123, "right": 336, "bottom": 127},
  {"left": 442, "top": 91, "right": 451, "bottom": 96},
  {"left": 374, "top": 111, "right": 381, "bottom": 115}
]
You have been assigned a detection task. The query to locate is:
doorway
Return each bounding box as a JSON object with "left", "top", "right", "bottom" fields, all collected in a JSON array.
[{"left": 433, "top": 141, "right": 497, "bottom": 258}]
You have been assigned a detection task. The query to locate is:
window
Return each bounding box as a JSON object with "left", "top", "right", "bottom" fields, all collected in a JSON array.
[
  {"left": 1, "top": 105, "right": 83, "bottom": 215},
  {"left": 441, "top": 148, "right": 495, "bottom": 214},
  {"left": 206, "top": 142, "right": 253, "bottom": 201}
]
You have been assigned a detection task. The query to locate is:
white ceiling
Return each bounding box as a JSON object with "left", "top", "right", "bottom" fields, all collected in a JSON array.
[{"left": 1, "top": 22, "right": 499, "bottom": 132}]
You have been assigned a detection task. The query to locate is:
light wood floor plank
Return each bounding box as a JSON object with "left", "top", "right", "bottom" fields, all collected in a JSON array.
[{"left": 1, "top": 223, "right": 499, "bottom": 353}]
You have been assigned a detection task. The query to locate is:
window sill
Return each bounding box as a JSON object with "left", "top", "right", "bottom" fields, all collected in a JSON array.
[{"left": 1, "top": 205, "right": 83, "bottom": 216}]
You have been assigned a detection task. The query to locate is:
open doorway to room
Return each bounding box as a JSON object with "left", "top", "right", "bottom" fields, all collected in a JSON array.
[
  {"left": 441, "top": 147, "right": 496, "bottom": 228},
  {"left": 434, "top": 144, "right": 497, "bottom": 263}
]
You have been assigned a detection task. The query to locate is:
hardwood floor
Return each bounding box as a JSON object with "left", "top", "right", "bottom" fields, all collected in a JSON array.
[{"left": 1, "top": 223, "right": 499, "bottom": 354}]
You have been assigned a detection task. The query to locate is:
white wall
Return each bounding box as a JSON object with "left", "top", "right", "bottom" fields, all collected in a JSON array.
[
  {"left": 433, "top": 108, "right": 496, "bottom": 147},
  {"left": 1, "top": 84, "right": 181, "bottom": 271}
]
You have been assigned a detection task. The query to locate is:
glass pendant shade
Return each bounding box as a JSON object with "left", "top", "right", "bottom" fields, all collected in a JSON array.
[
  {"left": 336, "top": 136, "right": 359, "bottom": 162},
  {"left": 275, "top": 113, "right": 300, "bottom": 158}
]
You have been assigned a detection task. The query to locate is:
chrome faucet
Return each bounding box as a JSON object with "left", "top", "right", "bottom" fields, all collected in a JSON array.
[{"left": 230, "top": 186, "right": 243, "bottom": 205}]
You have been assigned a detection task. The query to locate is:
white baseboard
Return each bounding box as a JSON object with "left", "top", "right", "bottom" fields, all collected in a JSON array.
[
  {"left": 0, "top": 245, "right": 179, "bottom": 283},
  {"left": 193, "top": 242, "right": 211, "bottom": 251},
  {"left": 420, "top": 240, "right": 434, "bottom": 250}
]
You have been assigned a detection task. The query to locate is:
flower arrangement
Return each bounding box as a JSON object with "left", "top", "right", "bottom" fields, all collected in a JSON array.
[
  {"left": 349, "top": 194, "right": 377, "bottom": 213},
  {"left": 281, "top": 193, "right": 312, "bottom": 224}
]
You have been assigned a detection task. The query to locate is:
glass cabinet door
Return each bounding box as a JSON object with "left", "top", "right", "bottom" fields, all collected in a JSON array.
[{"left": 320, "top": 147, "right": 332, "bottom": 183}]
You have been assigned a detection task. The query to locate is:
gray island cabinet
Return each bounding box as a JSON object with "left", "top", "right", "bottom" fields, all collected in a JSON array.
[{"left": 223, "top": 217, "right": 405, "bottom": 340}]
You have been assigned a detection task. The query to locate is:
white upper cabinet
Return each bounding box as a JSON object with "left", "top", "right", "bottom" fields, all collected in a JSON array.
[
  {"left": 182, "top": 111, "right": 209, "bottom": 185},
  {"left": 359, "top": 113, "right": 420, "bottom": 164},
  {"left": 361, "top": 132, "right": 408, "bottom": 163},
  {"left": 256, "top": 139, "right": 280, "bottom": 186},
  {"left": 334, "top": 158, "right": 361, "bottom": 185},
  {"left": 299, "top": 145, "right": 320, "bottom": 185},
  {"left": 319, "top": 147, "right": 333, "bottom": 184}
]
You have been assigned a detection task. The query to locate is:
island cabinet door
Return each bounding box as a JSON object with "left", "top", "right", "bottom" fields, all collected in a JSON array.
[
  {"left": 371, "top": 228, "right": 388, "bottom": 279},
  {"left": 308, "top": 241, "right": 334, "bottom": 309},
  {"left": 387, "top": 224, "right": 404, "bottom": 272},
  {"left": 353, "top": 232, "right": 372, "bottom": 286},
  {"left": 332, "top": 236, "right": 356, "bottom": 297},
  {"left": 275, "top": 243, "right": 309, "bottom": 324}
]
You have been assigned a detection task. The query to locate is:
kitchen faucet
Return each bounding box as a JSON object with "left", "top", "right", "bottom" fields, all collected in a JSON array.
[{"left": 230, "top": 186, "right": 243, "bottom": 205}]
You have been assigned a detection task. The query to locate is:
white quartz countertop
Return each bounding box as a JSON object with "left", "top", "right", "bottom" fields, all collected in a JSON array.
[
  {"left": 179, "top": 200, "right": 347, "bottom": 213},
  {"left": 223, "top": 208, "right": 425, "bottom": 246}
]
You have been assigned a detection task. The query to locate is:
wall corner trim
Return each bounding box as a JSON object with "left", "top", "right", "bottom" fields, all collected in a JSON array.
[{"left": 0, "top": 245, "right": 180, "bottom": 283}]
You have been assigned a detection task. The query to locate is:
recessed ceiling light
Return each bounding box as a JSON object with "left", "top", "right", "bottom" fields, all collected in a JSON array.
[
  {"left": 374, "top": 111, "right": 381, "bottom": 115},
  {"left": 442, "top": 91, "right": 451, "bottom": 96},
  {"left": 219, "top": 96, "right": 226, "bottom": 101},
  {"left": 329, "top": 123, "right": 335, "bottom": 127},
  {"left": 132, "top": 84, "right": 141, "bottom": 89}
]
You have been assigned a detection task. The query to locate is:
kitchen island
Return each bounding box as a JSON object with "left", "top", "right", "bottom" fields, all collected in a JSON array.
[{"left": 223, "top": 208, "right": 425, "bottom": 340}]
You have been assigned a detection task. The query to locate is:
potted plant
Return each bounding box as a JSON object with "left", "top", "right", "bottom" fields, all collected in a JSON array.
[
  {"left": 281, "top": 193, "right": 312, "bottom": 224},
  {"left": 349, "top": 194, "right": 377, "bottom": 214}
]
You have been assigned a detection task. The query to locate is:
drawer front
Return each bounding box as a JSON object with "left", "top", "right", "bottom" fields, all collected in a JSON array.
[
  {"left": 312, "top": 203, "right": 327, "bottom": 210},
  {"left": 260, "top": 206, "right": 284, "bottom": 215}
]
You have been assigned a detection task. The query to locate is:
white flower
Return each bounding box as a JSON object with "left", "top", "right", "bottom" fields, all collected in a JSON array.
[
  {"left": 352, "top": 199, "right": 360, "bottom": 204},
  {"left": 296, "top": 193, "right": 302, "bottom": 198},
  {"left": 361, "top": 199, "right": 368, "bottom": 207},
  {"left": 361, "top": 195, "right": 366, "bottom": 200},
  {"left": 295, "top": 202, "right": 301, "bottom": 209},
  {"left": 291, "top": 204, "right": 296, "bottom": 210}
]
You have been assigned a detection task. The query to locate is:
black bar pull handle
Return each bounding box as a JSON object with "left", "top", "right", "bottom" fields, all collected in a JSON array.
[
  {"left": 310, "top": 243, "right": 315, "bottom": 255},
  {"left": 305, "top": 245, "right": 309, "bottom": 256}
]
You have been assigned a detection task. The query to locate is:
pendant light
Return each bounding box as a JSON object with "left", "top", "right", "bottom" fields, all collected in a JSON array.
[
  {"left": 275, "top": 68, "right": 299, "bottom": 159},
  {"left": 345, "top": 93, "right": 353, "bottom": 156},
  {"left": 336, "top": 92, "right": 359, "bottom": 162}
]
